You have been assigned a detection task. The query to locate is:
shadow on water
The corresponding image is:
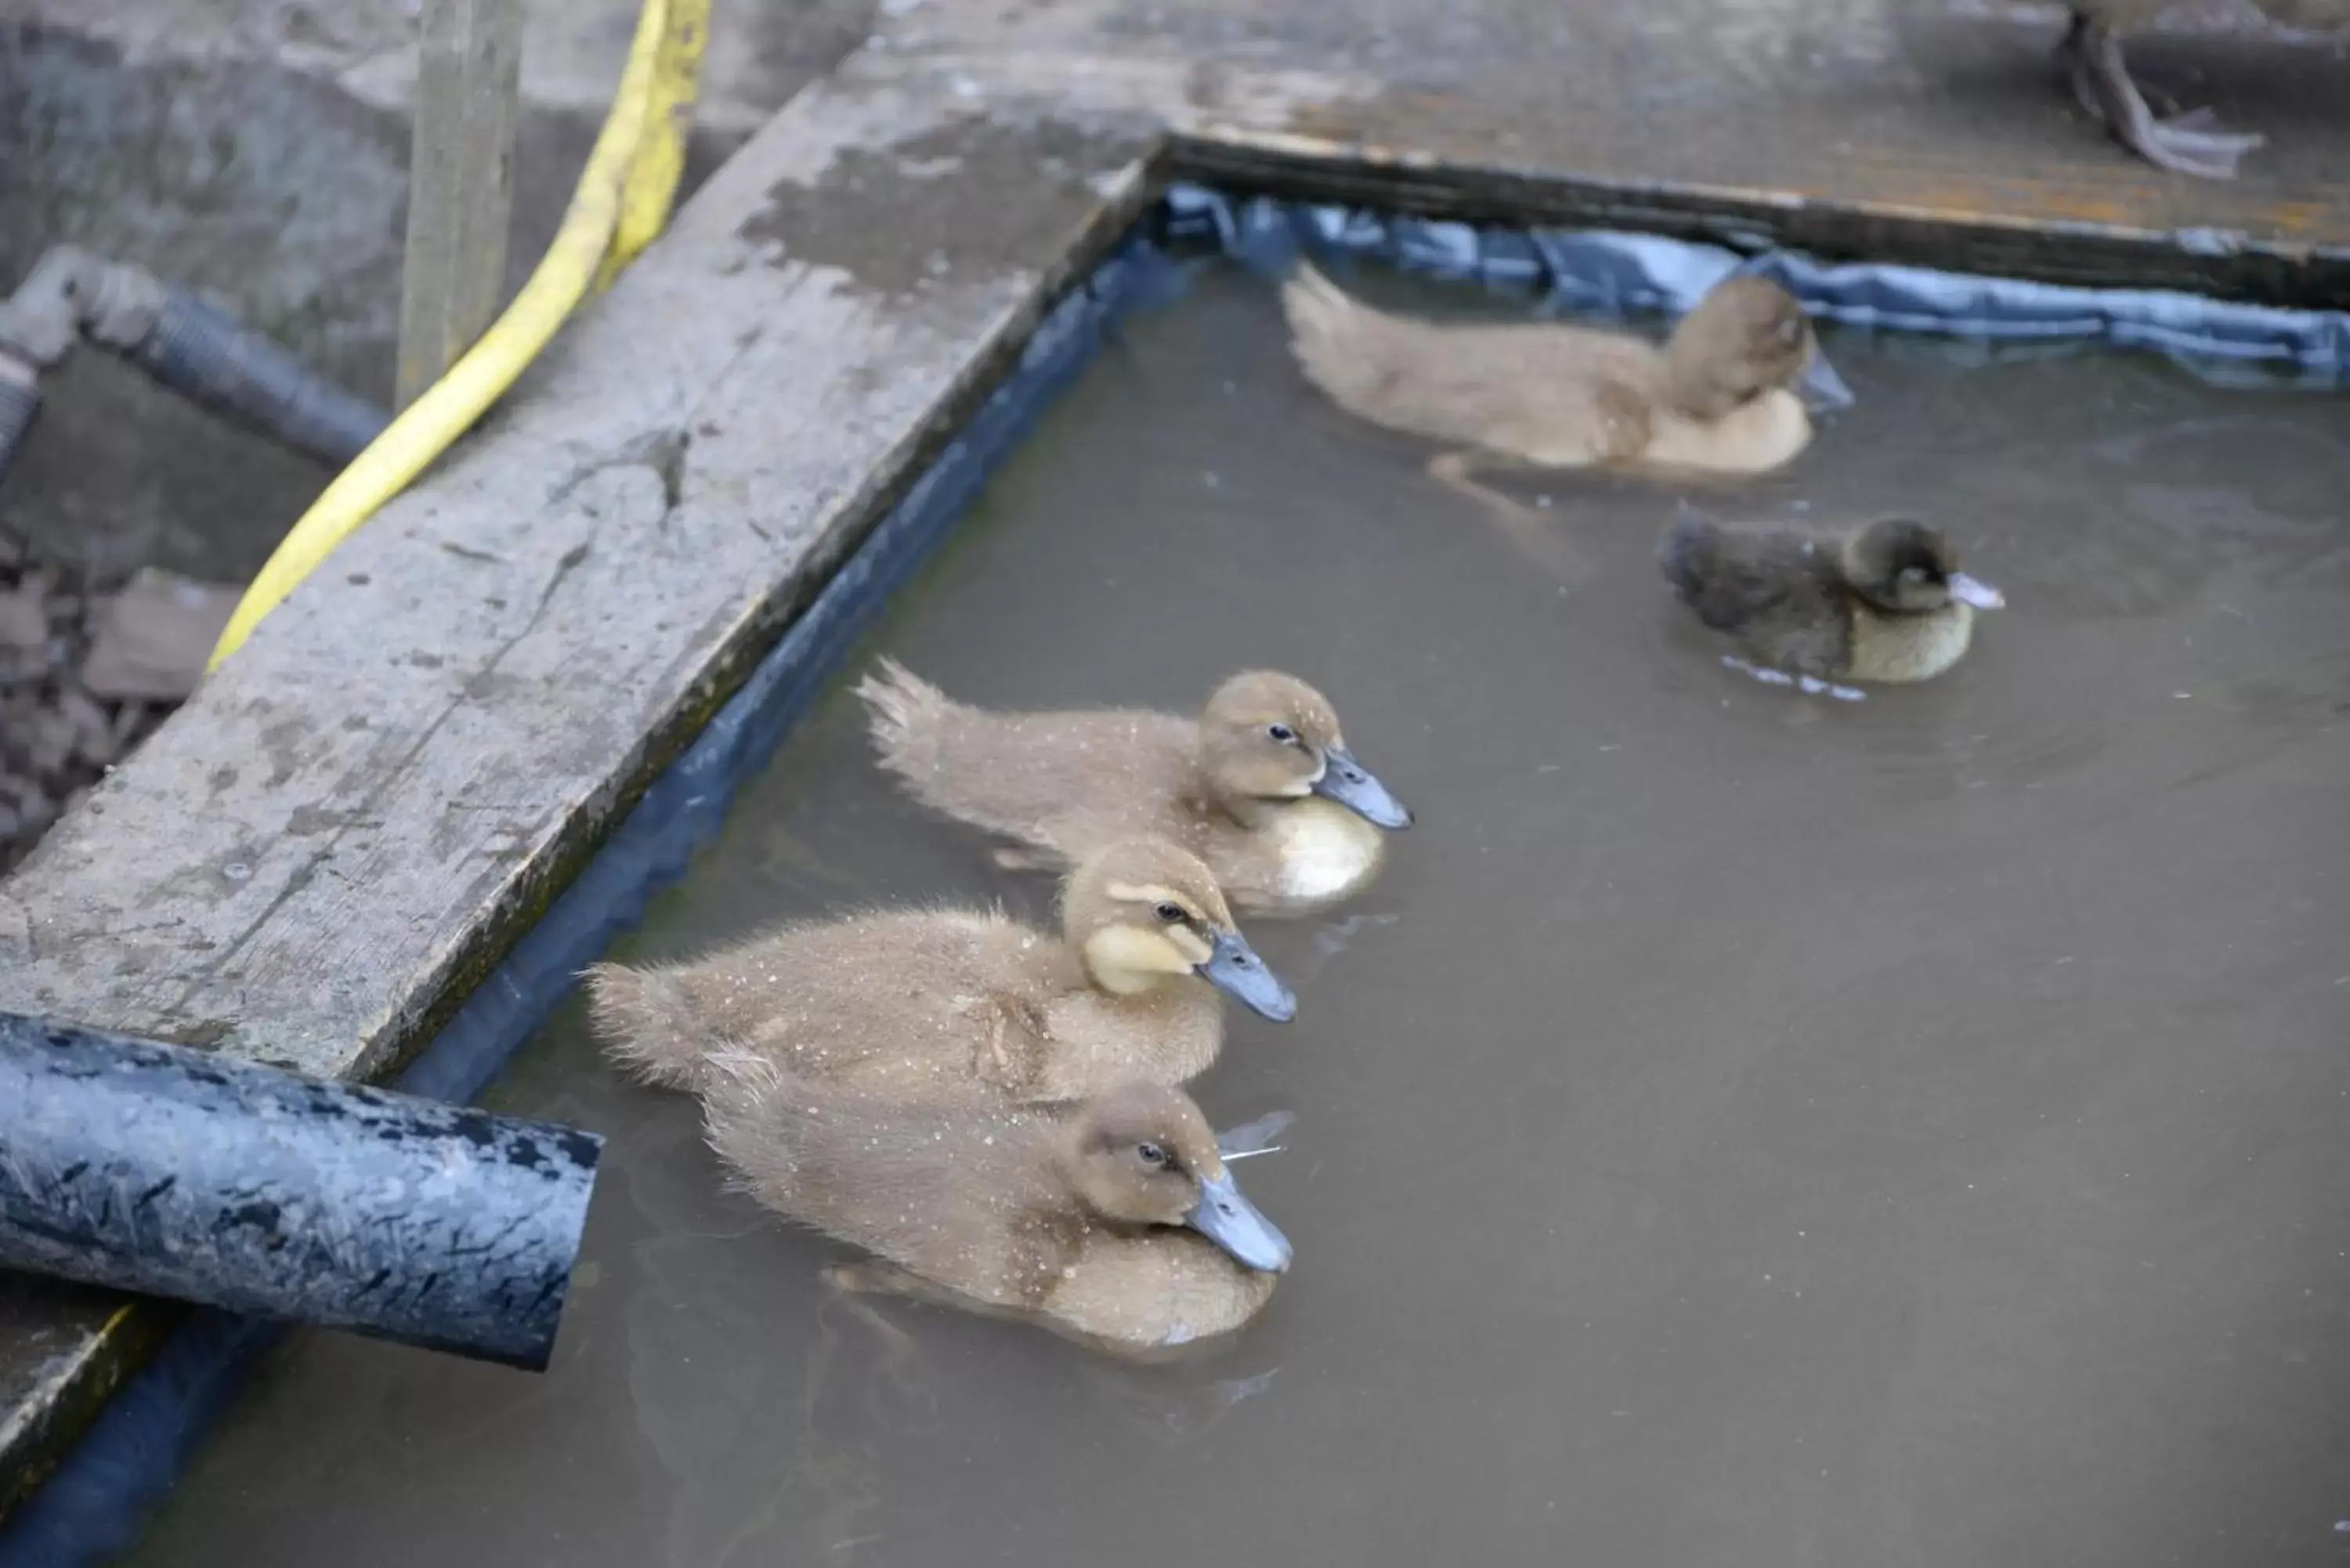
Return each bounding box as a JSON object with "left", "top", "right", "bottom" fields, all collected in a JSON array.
[{"left": 128, "top": 264, "right": 2350, "bottom": 1568}]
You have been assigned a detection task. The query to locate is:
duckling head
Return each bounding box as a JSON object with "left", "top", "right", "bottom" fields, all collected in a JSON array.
[
  {"left": 1198, "top": 670, "right": 1413, "bottom": 831},
  {"left": 1838, "top": 517, "right": 2006, "bottom": 614},
  {"left": 1062, "top": 838, "right": 1297, "bottom": 1021},
  {"left": 1664, "top": 276, "right": 1852, "bottom": 420},
  {"left": 1061, "top": 1081, "right": 1294, "bottom": 1274}
]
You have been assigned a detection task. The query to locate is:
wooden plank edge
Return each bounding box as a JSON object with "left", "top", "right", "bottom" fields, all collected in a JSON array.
[{"left": 1170, "top": 128, "right": 2350, "bottom": 309}]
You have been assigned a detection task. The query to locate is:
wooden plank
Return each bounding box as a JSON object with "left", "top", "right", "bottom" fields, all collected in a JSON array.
[
  {"left": 395, "top": 0, "right": 523, "bottom": 409},
  {"left": 0, "top": 66, "right": 1156, "bottom": 1516},
  {"left": 877, "top": 0, "right": 2350, "bottom": 306}
]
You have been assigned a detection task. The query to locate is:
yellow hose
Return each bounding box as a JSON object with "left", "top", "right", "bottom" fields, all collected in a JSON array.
[{"left": 206, "top": 0, "right": 711, "bottom": 670}]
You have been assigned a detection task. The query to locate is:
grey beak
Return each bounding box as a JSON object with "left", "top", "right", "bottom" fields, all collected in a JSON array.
[
  {"left": 1948, "top": 572, "right": 2005, "bottom": 609},
  {"left": 1795, "top": 346, "right": 1855, "bottom": 412},
  {"left": 1198, "top": 928, "right": 1297, "bottom": 1022},
  {"left": 1186, "top": 1169, "right": 1293, "bottom": 1274},
  {"left": 1312, "top": 745, "right": 1414, "bottom": 829}
]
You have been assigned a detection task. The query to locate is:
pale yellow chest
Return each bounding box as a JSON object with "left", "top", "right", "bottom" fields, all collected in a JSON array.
[
  {"left": 1639, "top": 390, "right": 1813, "bottom": 475},
  {"left": 1272, "top": 800, "right": 1386, "bottom": 903},
  {"left": 1849, "top": 603, "right": 1976, "bottom": 684}
]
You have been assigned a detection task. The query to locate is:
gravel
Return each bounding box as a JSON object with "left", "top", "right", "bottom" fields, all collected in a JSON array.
[{"left": 0, "top": 530, "right": 237, "bottom": 873}]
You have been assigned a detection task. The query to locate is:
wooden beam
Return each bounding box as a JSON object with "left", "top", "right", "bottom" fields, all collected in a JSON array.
[{"left": 395, "top": 0, "right": 522, "bottom": 410}]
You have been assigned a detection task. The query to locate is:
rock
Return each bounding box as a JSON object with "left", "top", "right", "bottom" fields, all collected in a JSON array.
[
  {"left": 78, "top": 569, "right": 240, "bottom": 703},
  {"left": 0, "top": 583, "right": 45, "bottom": 651},
  {"left": 0, "top": 537, "right": 222, "bottom": 873}
]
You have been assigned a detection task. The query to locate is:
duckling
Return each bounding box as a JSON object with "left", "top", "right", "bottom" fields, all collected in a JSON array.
[
  {"left": 585, "top": 837, "right": 1295, "bottom": 1104},
  {"left": 1281, "top": 262, "right": 1851, "bottom": 486},
  {"left": 703, "top": 1060, "right": 1291, "bottom": 1353},
  {"left": 1659, "top": 512, "right": 2006, "bottom": 699},
  {"left": 2055, "top": 2, "right": 2343, "bottom": 179},
  {"left": 858, "top": 661, "right": 1412, "bottom": 914}
]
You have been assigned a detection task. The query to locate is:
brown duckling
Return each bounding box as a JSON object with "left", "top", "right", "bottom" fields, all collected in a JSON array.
[
  {"left": 2055, "top": 1, "right": 2341, "bottom": 179},
  {"left": 1659, "top": 512, "right": 2006, "bottom": 699},
  {"left": 704, "top": 1060, "right": 1291, "bottom": 1352},
  {"left": 586, "top": 837, "right": 1294, "bottom": 1104},
  {"left": 858, "top": 660, "right": 1412, "bottom": 914},
  {"left": 1281, "top": 262, "right": 1852, "bottom": 485}
]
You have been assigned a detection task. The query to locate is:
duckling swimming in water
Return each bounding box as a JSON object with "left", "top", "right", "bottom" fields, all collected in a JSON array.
[
  {"left": 586, "top": 837, "right": 1294, "bottom": 1104},
  {"left": 1281, "top": 262, "right": 1851, "bottom": 483},
  {"left": 1659, "top": 512, "right": 2006, "bottom": 699},
  {"left": 705, "top": 1060, "right": 1291, "bottom": 1353},
  {"left": 858, "top": 661, "right": 1412, "bottom": 914}
]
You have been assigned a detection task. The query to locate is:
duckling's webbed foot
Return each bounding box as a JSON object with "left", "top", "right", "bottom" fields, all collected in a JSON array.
[
  {"left": 822, "top": 1263, "right": 949, "bottom": 1432},
  {"left": 1427, "top": 451, "right": 1596, "bottom": 587},
  {"left": 2059, "top": 13, "right": 2262, "bottom": 179},
  {"left": 1216, "top": 1108, "right": 1296, "bottom": 1160},
  {"left": 991, "top": 846, "right": 1059, "bottom": 874},
  {"left": 1723, "top": 656, "right": 1865, "bottom": 703}
]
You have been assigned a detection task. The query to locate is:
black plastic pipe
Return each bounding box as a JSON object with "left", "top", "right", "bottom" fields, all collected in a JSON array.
[
  {"left": 125, "top": 291, "right": 389, "bottom": 468},
  {"left": 0, "top": 1014, "right": 600, "bottom": 1371}
]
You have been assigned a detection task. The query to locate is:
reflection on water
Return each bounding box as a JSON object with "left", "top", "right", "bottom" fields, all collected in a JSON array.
[{"left": 132, "top": 265, "right": 2350, "bottom": 1568}]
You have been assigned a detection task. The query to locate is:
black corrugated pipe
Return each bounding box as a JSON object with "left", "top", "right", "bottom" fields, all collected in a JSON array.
[
  {"left": 125, "top": 291, "right": 389, "bottom": 467},
  {"left": 0, "top": 1013, "right": 601, "bottom": 1371},
  {"left": 0, "top": 247, "right": 390, "bottom": 485}
]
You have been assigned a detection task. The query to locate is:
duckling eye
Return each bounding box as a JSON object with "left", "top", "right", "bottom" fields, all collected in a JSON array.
[
  {"left": 1135, "top": 1143, "right": 1168, "bottom": 1168},
  {"left": 1265, "top": 723, "right": 1296, "bottom": 744},
  {"left": 1899, "top": 565, "right": 1929, "bottom": 584},
  {"left": 1153, "top": 901, "right": 1187, "bottom": 925}
]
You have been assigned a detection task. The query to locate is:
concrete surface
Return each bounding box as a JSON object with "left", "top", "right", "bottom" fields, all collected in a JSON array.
[{"left": 0, "top": 0, "right": 876, "bottom": 582}]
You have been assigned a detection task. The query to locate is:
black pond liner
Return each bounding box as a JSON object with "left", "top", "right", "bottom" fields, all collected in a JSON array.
[{"left": 7, "top": 182, "right": 2347, "bottom": 1566}]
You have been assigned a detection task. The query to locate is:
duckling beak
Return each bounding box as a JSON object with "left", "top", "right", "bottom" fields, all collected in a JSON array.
[
  {"left": 1313, "top": 745, "right": 1414, "bottom": 830},
  {"left": 1199, "top": 929, "right": 1297, "bottom": 1022},
  {"left": 1795, "top": 347, "right": 1855, "bottom": 412},
  {"left": 1948, "top": 573, "right": 2005, "bottom": 609},
  {"left": 1188, "top": 1169, "right": 1293, "bottom": 1274}
]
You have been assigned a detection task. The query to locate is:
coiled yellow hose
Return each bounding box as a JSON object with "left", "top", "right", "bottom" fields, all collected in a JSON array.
[{"left": 206, "top": 0, "right": 711, "bottom": 670}]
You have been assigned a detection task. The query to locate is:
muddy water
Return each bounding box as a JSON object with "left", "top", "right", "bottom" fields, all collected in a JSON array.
[{"left": 131, "top": 266, "right": 2350, "bottom": 1567}]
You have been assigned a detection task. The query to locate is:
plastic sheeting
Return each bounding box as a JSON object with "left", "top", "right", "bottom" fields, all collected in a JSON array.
[{"left": 1162, "top": 183, "right": 2350, "bottom": 388}]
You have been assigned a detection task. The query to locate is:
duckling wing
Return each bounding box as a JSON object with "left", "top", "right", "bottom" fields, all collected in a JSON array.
[
  {"left": 703, "top": 1065, "right": 1062, "bottom": 1306},
  {"left": 613, "top": 909, "right": 1060, "bottom": 1095},
  {"left": 861, "top": 662, "right": 1201, "bottom": 861},
  {"left": 1283, "top": 265, "right": 1656, "bottom": 464},
  {"left": 1658, "top": 518, "right": 1849, "bottom": 677}
]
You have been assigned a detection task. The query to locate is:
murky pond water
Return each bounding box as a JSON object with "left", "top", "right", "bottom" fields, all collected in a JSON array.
[{"left": 130, "top": 264, "right": 2350, "bottom": 1567}]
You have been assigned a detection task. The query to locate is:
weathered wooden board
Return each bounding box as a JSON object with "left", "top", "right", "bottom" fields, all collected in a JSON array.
[
  {"left": 396, "top": 0, "right": 525, "bottom": 407},
  {"left": 877, "top": 0, "right": 2350, "bottom": 304}
]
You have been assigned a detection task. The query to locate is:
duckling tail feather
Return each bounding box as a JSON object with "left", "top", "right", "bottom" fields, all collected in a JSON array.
[
  {"left": 858, "top": 656, "right": 957, "bottom": 783},
  {"left": 1656, "top": 509, "right": 1723, "bottom": 605},
  {"left": 584, "top": 962, "right": 717, "bottom": 1092}
]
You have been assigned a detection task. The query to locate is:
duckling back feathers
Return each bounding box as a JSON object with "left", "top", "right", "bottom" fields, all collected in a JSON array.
[
  {"left": 1660, "top": 513, "right": 1988, "bottom": 685},
  {"left": 705, "top": 1061, "right": 1282, "bottom": 1349}
]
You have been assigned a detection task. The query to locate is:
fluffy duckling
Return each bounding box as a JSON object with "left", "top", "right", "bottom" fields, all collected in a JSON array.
[
  {"left": 1281, "top": 262, "right": 1852, "bottom": 482},
  {"left": 1659, "top": 512, "right": 2006, "bottom": 699},
  {"left": 2055, "top": 2, "right": 2341, "bottom": 179},
  {"left": 859, "top": 661, "right": 1412, "bottom": 914},
  {"left": 704, "top": 1062, "right": 1290, "bottom": 1353},
  {"left": 586, "top": 837, "right": 1295, "bottom": 1104}
]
